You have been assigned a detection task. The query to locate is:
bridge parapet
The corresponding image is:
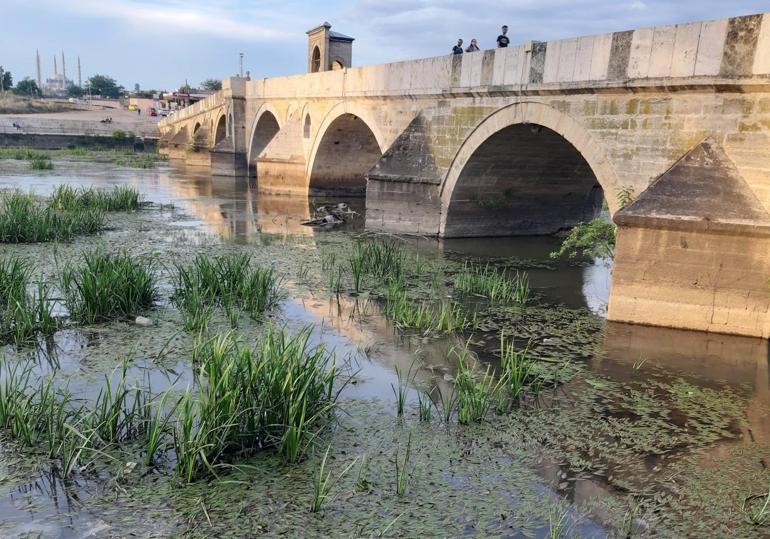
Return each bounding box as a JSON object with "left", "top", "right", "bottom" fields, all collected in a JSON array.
[{"left": 242, "top": 13, "right": 770, "bottom": 101}]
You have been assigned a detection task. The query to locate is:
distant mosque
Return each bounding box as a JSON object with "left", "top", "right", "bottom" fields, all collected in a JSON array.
[{"left": 36, "top": 50, "right": 82, "bottom": 96}]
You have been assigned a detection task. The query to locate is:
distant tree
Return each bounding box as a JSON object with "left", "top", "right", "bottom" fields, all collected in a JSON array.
[
  {"left": 178, "top": 83, "right": 192, "bottom": 94},
  {"left": 200, "top": 78, "right": 222, "bottom": 92},
  {"left": 134, "top": 90, "right": 156, "bottom": 98},
  {"left": 13, "top": 78, "right": 40, "bottom": 97},
  {"left": 87, "top": 74, "right": 124, "bottom": 98},
  {"left": 1, "top": 71, "right": 12, "bottom": 91},
  {"left": 67, "top": 85, "right": 84, "bottom": 98}
]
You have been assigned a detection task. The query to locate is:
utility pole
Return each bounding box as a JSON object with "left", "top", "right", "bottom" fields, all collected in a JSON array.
[{"left": 239, "top": 53, "right": 244, "bottom": 77}]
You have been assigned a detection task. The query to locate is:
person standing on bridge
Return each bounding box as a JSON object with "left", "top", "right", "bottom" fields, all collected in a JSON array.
[
  {"left": 497, "top": 25, "right": 510, "bottom": 48},
  {"left": 466, "top": 39, "right": 480, "bottom": 52},
  {"left": 452, "top": 39, "right": 464, "bottom": 54}
]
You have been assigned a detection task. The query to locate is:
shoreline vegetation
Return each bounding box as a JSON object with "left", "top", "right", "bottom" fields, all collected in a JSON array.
[
  {"left": 0, "top": 157, "right": 766, "bottom": 537},
  {"left": 0, "top": 146, "right": 166, "bottom": 170}
]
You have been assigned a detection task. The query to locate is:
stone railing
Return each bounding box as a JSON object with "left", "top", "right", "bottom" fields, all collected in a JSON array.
[
  {"left": 244, "top": 13, "right": 769, "bottom": 100},
  {"left": 158, "top": 91, "right": 225, "bottom": 128}
]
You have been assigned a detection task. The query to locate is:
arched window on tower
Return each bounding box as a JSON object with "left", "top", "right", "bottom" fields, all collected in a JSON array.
[{"left": 311, "top": 46, "right": 321, "bottom": 73}]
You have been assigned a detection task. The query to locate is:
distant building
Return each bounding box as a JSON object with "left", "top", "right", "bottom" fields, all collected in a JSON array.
[{"left": 40, "top": 51, "right": 76, "bottom": 96}]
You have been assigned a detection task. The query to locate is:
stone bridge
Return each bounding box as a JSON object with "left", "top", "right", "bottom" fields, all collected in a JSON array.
[{"left": 158, "top": 14, "right": 770, "bottom": 339}]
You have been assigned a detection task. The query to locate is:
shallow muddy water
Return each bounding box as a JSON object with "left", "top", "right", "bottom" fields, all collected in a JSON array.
[{"left": 0, "top": 156, "right": 768, "bottom": 538}]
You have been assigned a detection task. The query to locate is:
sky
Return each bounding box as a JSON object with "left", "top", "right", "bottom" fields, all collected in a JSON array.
[{"left": 2, "top": 1, "right": 768, "bottom": 91}]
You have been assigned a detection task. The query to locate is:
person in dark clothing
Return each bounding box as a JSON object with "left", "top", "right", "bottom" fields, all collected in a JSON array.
[
  {"left": 466, "top": 38, "right": 480, "bottom": 52},
  {"left": 452, "top": 39, "right": 464, "bottom": 54},
  {"left": 497, "top": 25, "right": 510, "bottom": 48}
]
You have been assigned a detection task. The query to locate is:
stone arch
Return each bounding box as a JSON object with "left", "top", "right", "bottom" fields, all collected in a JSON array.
[
  {"left": 311, "top": 46, "right": 321, "bottom": 73},
  {"left": 193, "top": 121, "right": 201, "bottom": 134},
  {"left": 330, "top": 57, "right": 345, "bottom": 70},
  {"left": 214, "top": 114, "right": 227, "bottom": 145},
  {"left": 439, "top": 101, "right": 619, "bottom": 237},
  {"left": 303, "top": 113, "right": 312, "bottom": 138},
  {"left": 247, "top": 107, "right": 282, "bottom": 178},
  {"left": 307, "top": 103, "right": 385, "bottom": 196}
]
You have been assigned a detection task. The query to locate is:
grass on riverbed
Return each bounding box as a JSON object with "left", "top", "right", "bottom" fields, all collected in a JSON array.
[
  {"left": 0, "top": 325, "right": 341, "bottom": 483},
  {"left": 0, "top": 257, "right": 57, "bottom": 345},
  {"left": 384, "top": 279, "right": 470, "bottom": 334},
  {"left": 0, "top": 190, "right": 105, "bottom": 243},
  {"left": 51, "top": 185, "right": 141, "bottom": 212},
  {"left": 173, "top": 254, "right": 282, "bottom": 330},
  {"left": 454, "top": 262, "right": 530, "bottom": 304},
  {"left": 61, "top": 251, "right": 158, "bottom": 324},
  {"left": 177, "top": 327, "right": 339, "bottom": 481}
]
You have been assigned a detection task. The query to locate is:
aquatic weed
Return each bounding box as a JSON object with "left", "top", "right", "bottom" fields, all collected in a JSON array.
[{"left": 61, "top": 251, "right": 158, "bottom": 324}]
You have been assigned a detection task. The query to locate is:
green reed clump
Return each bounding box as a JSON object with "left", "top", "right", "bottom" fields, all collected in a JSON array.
[
  {"left": 0, "top": 147, "right": 49, "bottom": 161},
  {"left": 51, "top": 184, "right": 141, "bottom": 211},
  {"left": 172, "top": 254, "right": 281, "bottom": 329},
  {"left": 384, "top": 280, "right": 469, "bottom": 334},
  {"left": 175, "top": 327, "right": 339, "bottom": 482},
  {"left": 30, "top": 157, "right": 54, "bottom": 170},
  {"left": 454, "top": 347, "right": 506, "bottom": 424},
  {"left": 0, "top": 257, "right": 58, "bottom": 345},
  {"left": 454, "top": 262, "right": 530, "bottom": 304},
  {"left": 62, "top": 251, "right": 158, "bottom": 324},
  {"left": 114, "top": 155, "right": 158, "bottom": 169},
  {"left": 0, "top": 359, "right": 154, "bottom": 477},
  {"left": 500, "top": 335, "right": 542, "bottom": 401},
  {"left": 0, "top": 190, "right": 106, "bottom": 243},
  {"left": 351, "top": 239, "right": 406, "bottom": 282}
]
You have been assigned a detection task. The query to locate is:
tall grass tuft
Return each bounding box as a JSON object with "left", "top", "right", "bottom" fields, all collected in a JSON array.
[
  {"left": 351, "top": 240, "right": 406, "bottom": 283},
  {"left": 51, "top": 185, "right": 141, "bottom": 212},
  {"left": 454, "top": 262, "right": 530, "bottom": 304},
  {"left": 174, "top": 326, "right": 339, "bottom": 482},
  {"left": 30, "top": 157, "right": 54, "bottom": 170},
  {"left": 500, "top": 335, "right": 541, "bottom": 401},
  {"left": 62, "top": 251, "right": 158, "bottom": 324},
  {"left": 391, "top": 362, "right": 416, "bottom": 417},
  {"left": 0, "top": 257, "right": 58, "bottom": 345},
  {"left": 395, "top": 432, "right": 412, "bottom": 497},
  {"left": 172, "top": 254, "right": 281, "bottom": 328},
  {"left": 0, "top": 190, "right": 106, "bottom": 243},
  {"left": 310, "top": 445, "right": 358, "bottom": 512},
  {"left": 384, "top": 280, "right": 469, "bottom": 335},
  {"left": 455, "top": 346, "right": 506, "bottom": 424}
]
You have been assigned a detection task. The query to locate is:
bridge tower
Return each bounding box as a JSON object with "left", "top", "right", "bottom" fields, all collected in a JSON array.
[{"left": 306, "top": 22, "right": 354, "bottom": 73}]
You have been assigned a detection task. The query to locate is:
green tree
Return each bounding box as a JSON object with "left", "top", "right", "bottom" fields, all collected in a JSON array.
[
  {"left": 178, "top": 83, "right": 192, "bottom": 94},
  {"left": 200, "top": 78, "right": 222, "bottom": 92},
  {"left": 67, "top": 85, "right": 84, "bottom": 98},
  {"left": 13, "top": 78, "right": 40, "bottom": 97},
  {"left": 86, "top": 74, "right": 124, "bottom": 98},
  {"left": 550, "top": 218, "right": 616, "bottom": 261},
  {"left": 1, "top": 71, "right": 12, "bottom": 91}
]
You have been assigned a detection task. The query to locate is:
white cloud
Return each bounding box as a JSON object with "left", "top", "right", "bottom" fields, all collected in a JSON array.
[
  {"left": 630, "top": 1, "right": 647, "bottom": 10},
  {"left": 27, "top": 0, "right": 292, "bottom": 42}
]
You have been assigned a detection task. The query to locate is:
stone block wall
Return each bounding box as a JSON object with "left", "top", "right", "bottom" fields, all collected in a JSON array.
[{"left": 610, "top": 223, "right": 770, "bottom": 338}]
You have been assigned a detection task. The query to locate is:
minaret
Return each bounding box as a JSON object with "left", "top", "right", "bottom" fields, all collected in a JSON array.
[
  {"left": 62, "top": 51, "right": 66, "bottom": 81},
  {"left": 35, "top": 50, "right": 42, "bottom": 88},
  {"left": 53, "top": 55, "right": 57, "bottom": 76},
  {"left": 77, "top": 56, "right": 82, "bottom": 87}
]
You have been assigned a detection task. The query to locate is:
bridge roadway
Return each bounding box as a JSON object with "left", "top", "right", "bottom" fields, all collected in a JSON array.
[{"left": 158, "top": 13, "right": 770, "bottom": 339}]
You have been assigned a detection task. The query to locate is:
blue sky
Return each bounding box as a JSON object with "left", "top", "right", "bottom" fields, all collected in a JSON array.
[{"left": 2, "top": 1, "right": 768, "bottom": 91}]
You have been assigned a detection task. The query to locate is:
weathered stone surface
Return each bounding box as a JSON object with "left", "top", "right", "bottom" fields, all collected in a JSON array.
[
  {"left": 157, "top": 12, "right": 770, "bottom": 337},
  {"left": 616, "top": 138, "right": 770, "bottom": 223},
  {"left": 720, "top": 14, "right": 763, "bottom": 77}
]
